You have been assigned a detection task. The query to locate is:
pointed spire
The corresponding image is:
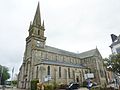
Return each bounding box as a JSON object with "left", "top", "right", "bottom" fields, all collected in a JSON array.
[{"left": 33, "top": 2, "right": 41, "bottom": 26}]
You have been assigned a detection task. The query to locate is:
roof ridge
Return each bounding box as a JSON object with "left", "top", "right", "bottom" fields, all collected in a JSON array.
[{"left": 79, "top": 48, "right": 96, "bottom": 54}]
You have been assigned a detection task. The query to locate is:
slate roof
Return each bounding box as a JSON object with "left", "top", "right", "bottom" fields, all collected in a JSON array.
[
  {"left": 110, "top": 40, "right": 120, "bottom": 48},
  {"left": 44, "top": 45, "right": 98, "bottom": 59},
  {"left": 110, "top": 35, "right": 120, "bottom": 48},
  {"left": 78, "top": 49, "right": 97, "bottom": 58},
  {"left": 40, "top": 60, "right": 85, "bottom": 68},
  {"left": 45, "top": 45, "right": 79, "bottom": 58}
]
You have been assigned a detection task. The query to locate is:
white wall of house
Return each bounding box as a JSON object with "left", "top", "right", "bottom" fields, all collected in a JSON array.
[{"left": 111, "top": 44, "right": 120, "bottom": 54}]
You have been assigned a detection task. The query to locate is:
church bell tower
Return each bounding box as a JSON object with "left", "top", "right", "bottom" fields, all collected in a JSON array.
[
  {"left": 21, "top": 3, "right": 46, "bottom": 88},
  {"left": 26, "top": 3, "right": 46, "bottom": 48}
]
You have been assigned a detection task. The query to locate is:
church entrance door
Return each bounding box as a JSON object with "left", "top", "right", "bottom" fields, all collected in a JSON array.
[{"left": 76, "top": 76, "right": 79, "bottom": 83}]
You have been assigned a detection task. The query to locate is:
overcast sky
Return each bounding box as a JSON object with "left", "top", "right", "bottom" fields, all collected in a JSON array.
[{"left": 0, "top": 0, "right": 120, "bottom": 76}]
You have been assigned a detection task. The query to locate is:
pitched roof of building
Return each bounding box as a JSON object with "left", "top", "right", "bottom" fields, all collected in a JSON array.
[
  {"left": 45, "top": 45, "right": 99, "bottom": 59},
  {"left": 110, "top": 35, "right": 120, "bottom": 48},
  {"left": 40, "top": 60, "right": 85, "bottom": 68},
  {"left": 45, "top": 45, "right": 79, "bottom": 58},
  {"left": 78, "top": 49, "right": 97, "bottom": 58}
]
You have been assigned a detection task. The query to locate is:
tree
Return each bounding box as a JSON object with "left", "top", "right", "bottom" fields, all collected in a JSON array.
[
  {"left": 12, "top": 80, "right": 17, "bottom": 86},
  {"left": 110, "top": 54, "right": 120, "bottom": 75},
  {"left": 0, "top": 65, "right": 10, "bottom": 85},
  {"left": 104, "top": 54, "right": 120, "bottom": 75},
  {"left": 103, "top": 58, "right": 112, "bottom": 71}
]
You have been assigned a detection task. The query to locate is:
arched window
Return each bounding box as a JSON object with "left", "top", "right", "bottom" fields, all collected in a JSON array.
[
  {"left": 38, "top": 30, "right": 40, "bottom": 35},
  {"left": 36, "top": 66, "right": 38, "bottom": 79},
  {"left": 64, "top": 69, "right": 67, "bottom": 79},
  {"left": 59, "top": 67, "right": 61, "bottom": 78},
  {"left": 72, "top": 70, "right": 75, "bottom": 78},
  {"left": 47, "top": 66, "right": 50, "bottom": 75},
  {"left": 72, "top": 70, "right": 75, "bottom": 82},
  {"left": 68, "top": 68, "right": 70, "bottom": 78}
]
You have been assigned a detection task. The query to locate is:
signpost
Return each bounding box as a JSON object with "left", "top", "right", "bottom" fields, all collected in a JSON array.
[
  {"left": 84, "top": 73, "right": 94, "bottom": 79},
  {"left": 44, "top": 75, "right": 51, "bottom": 84}
]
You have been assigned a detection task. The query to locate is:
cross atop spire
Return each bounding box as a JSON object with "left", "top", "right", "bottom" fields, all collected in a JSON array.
[{"left": 33, "top": 2, "right": 41, "bottom": 26}]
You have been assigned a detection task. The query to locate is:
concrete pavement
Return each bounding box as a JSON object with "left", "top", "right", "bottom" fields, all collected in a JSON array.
[
  {"left": 58, "top": 87, "right": 88, "bottom": 90},
  {"left": 0, "top": 87, "right": 88, "bottom": 90}
]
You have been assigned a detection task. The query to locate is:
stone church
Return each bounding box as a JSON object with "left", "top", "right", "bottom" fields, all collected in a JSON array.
[{"left": 18, "top": 3, "right": 106, "bottom": 89}]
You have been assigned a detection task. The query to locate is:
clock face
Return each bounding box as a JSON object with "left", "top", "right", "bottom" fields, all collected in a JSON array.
[
  {"left": 36, "top": 40, "right": 43, "bottom": 47},
  {"left": 36, "top": 41, "right": 40, "bottom": 47}
]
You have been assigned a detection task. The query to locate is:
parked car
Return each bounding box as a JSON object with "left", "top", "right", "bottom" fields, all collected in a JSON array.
[
  {"left": 92, "top": 82, "right": 97, "bottom": 86},
  {"left": 66, "top": 83, "right": 80, "bottom": 90}
]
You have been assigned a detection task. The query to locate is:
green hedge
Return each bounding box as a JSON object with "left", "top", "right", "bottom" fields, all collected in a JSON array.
[{"left": 31, "top": 79, "right": 39, "bottom": 90}]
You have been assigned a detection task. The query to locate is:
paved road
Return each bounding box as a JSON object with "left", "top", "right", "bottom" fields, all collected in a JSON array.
[
  {"left": 0, "top": 88, "right": 88, "bottom": 90},
  {"left": 0, "top": 88, "right": 26, "bottom": 90},
  {"left": 0, "top": 87, "right": 88, "bottom": 90}
]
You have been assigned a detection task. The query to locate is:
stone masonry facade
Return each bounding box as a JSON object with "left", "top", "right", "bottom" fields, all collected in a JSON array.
[{"left": 18, "top": 3, "right": 106, "bottom": 89}]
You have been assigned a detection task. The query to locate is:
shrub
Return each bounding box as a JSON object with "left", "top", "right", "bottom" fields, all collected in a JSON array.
[
  {"left": 31, "top": 79, "right": 39, "bottom": 90},
  {"left": 44, "top": 85, "right": 54, "bottom": 90},
  {"left": 58, "top": 84, "right": 68, "bottom": 89},
  {"left": 91, "top": 86, "right": 101, "bottom": 90},
  {"left": 82, "top": 80, "right": 87, "bottom": 87},
  {"left": 53, "top": 82, "right": 59, "bottom": 90}
]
